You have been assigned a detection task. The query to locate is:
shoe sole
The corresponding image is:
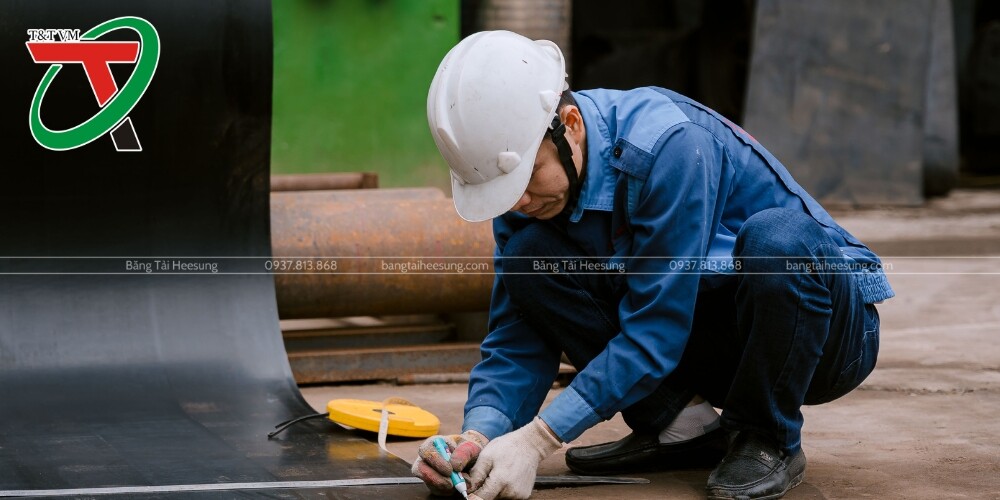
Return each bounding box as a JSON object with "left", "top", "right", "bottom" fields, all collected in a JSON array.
[
  {"left": 565, "top": 429, "right": 728, "bottom": 475},
  {"left": 705, "top": 469, "right": 804, "bottom": 500},
  {"left": 566, "top": 447, "right": 725, "bottom": 475}
]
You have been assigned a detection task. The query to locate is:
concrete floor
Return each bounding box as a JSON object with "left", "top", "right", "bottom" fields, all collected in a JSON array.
[{"left": 301, "top": 190, "right": 1000, "bottom": 499}]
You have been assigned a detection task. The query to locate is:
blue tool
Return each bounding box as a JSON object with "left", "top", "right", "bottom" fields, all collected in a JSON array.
[{"left": 432, "top": 437, "right": 470, "bottom": 499}]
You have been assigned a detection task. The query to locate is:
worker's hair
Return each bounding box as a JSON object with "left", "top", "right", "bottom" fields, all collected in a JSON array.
[
  {"left": 557, "top": 88, "right": 578, "bottom": 113},
  {"left": 544, "top": 88, "right": 578, "bottom": 141},
  {"left": 544, "top": 89, "right": 578, "bottom": 140}
]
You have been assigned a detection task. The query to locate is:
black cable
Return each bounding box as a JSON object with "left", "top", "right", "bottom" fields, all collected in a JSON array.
[{"left": 267, "top": 412, "right": 329, "bottom": 439}]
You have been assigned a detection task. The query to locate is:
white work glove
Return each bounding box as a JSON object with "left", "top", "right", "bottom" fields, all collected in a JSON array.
[
  {"left": 467, "top": 418, "right": 562, "bottom": 500},
  {"left": 412, "top": 430, "right": 489, "bottom": 496}
]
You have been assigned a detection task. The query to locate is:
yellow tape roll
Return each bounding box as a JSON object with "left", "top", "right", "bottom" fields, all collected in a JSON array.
[{"left": 327, "top": 398, "right": 440, "bottom": 438}]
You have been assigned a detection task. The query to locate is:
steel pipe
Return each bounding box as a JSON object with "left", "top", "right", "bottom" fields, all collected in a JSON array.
[
  {"left": 271, "top": 189, "right": 495, "bottom": 319},
  {"left": 271, "top": 172, "right": 379, "bottom": 191},
  {"left": 273, "top": 187, "right": 445, "bottom": 204}
]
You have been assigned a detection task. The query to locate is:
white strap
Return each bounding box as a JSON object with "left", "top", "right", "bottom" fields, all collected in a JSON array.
[{"left": 378, "top": 397, "right": 416, "bottom": 454}]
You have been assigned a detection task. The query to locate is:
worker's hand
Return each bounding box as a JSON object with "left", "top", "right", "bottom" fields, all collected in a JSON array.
[
  {"left": 467, "top": 418, "right": 562, "bottom": 500},
  {"left": 412, "top": 430, "right": 489, "bottom": 496}
]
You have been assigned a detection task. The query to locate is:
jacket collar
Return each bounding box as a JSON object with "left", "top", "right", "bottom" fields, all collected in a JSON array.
[{"left": 568, "top": 91, "right": 617, "bottom": 222}]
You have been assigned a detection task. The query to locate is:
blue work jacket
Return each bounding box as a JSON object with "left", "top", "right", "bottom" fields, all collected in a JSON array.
[{"left": 462, "top": 87, "right": 895, "bottom": 443}]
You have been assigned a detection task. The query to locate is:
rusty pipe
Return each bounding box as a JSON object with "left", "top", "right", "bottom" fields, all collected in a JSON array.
[
  {"left": 273, "top": 187, "right": 446, "bottom": 204},
  {"left": 271, "top": 172, "right": 379, "bottom": 191},
  {"left": 271, "top": 190, "right": 495, "bottom": 319}
]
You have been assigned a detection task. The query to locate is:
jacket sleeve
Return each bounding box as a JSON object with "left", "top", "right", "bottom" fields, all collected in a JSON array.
[
  {"left": 462, "top": 214, "right": 562, "bottom": 440},
  {"left": 540, "top": 125, "right": 724, "bottom": 441}
]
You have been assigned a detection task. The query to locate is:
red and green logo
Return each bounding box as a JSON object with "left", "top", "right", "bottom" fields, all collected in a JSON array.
[{"left": 26, "top": 17, "right": 159, "bottom": 152}]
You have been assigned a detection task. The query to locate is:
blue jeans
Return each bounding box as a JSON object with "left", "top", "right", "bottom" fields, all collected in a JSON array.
[{"left": 501, "top": 208, "right": 880, "bottom": 454}]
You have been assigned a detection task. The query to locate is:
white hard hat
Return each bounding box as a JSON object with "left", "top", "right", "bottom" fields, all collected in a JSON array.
[{"left": 427, "top": 30, "right": 567, "bottom": 222}]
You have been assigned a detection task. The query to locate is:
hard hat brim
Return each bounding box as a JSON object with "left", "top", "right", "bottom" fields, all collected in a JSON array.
[{"left": 451, "top": 133, "right": 541, "bottom": 222}]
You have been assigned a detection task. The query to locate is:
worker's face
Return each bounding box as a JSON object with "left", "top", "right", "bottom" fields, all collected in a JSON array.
[{"left": 510, "top": 105, "right": 586, "bottom": 219}]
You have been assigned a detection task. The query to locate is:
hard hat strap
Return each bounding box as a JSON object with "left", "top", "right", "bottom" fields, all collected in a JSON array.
[{"left": 549, "top": 116, "right": 585, "bottom": 215}]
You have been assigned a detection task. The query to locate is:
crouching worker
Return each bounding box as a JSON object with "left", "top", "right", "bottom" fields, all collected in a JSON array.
[{"left": 412, "top": 31, "right": 893, "bottom": 500}]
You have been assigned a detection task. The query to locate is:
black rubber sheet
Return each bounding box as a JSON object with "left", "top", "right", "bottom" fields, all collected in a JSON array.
[{"left": 0, "top": 1, "right": 424, "bottom": 497}]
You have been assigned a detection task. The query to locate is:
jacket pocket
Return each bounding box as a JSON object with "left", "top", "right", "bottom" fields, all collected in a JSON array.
[{"left": 810, "top": 304, "right": 880, "bottom": 404}]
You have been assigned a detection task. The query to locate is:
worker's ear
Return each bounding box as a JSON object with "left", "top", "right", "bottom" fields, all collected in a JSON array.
[{"left": 559, "top": 105, "right": 585, "bottom": 144}]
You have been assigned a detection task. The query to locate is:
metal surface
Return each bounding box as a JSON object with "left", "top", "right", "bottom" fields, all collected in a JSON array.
[
  {"left": 0, "top": 478, "right": 427, "bottom": 498},
  {"left": 271, "top": 172, "right": 379, "bottom": 191},
  {"left": 272, "top": 186, "right": 446, "bottom": 204},
  {"left": 744, "top": 0, "right": 933, "bottom": 206},
  {"left": 271, "top": 192, "right": 495, "bottom": 319},
  {"left": 922, "top": 0, "right": 959, "bottom": 197},
  {"left": 0, "top": 476, "right": 649, "bottom": 497},
  {"left": 475, "top": 0, "right": 572, "bottom": 75},
  {"left": 534, "top": 476, "right": 649, "bottom": 486},
  {"left": 0, "top": 1, "right": 423, "bottom": 497},
  {"left": 289, "top": 342, "right": 483, "bottom": 384},
  {"left": 281, "top": 318, "right": 455, "bottom": 351}
]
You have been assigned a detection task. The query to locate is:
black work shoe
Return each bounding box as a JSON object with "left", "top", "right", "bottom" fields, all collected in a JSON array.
[
  {"left": 706, "top": 431, "right": 806, "bottom": 500},
  {"left": 565, "top": 427, "right": 728, "bottom": 475}
]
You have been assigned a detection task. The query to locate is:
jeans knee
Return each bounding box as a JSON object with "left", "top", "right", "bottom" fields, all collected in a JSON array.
[
  {"left": 502, "top": 222, "right": 556, "bottom": 273},
  {"left": 736, "top": 208, "right": 827, "bottom": 273},
  {"left": 500, "top": 222, "right": 565, "bottom": 294}
]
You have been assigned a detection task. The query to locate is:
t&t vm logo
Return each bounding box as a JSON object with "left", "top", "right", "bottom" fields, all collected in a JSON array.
[{"left": 25, "top": 17, "right": 160, "bottom": 152}]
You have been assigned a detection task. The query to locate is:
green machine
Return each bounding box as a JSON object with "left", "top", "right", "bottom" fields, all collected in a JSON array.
[{"left": 272, "top": 0, "right": 457, "bottom": 189}]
